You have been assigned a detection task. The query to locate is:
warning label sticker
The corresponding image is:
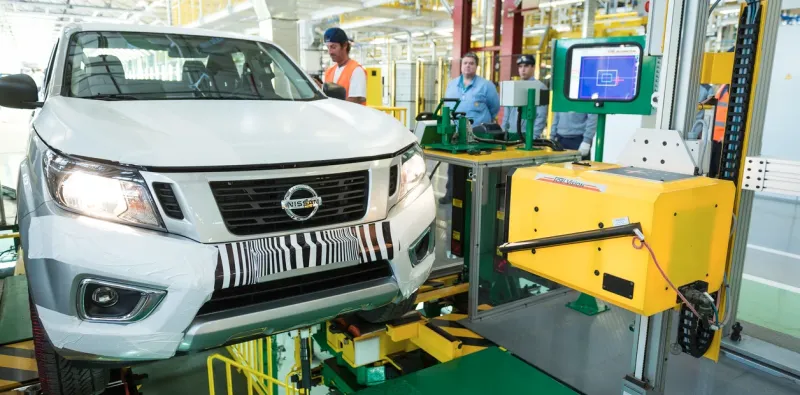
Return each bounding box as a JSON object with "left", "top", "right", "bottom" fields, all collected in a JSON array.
[{"left": 534, "top": 174, "right": 607, "bottom": 193}]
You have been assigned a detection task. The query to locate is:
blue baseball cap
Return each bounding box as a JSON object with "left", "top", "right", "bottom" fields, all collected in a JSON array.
[
  {"left": 517, "top": 55, "right": 535, "bottom": 65},
  {"left": 324, "top": 27, "right": 350, "bottom": 44}
]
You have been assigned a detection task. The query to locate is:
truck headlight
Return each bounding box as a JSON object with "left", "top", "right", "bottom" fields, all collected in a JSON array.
[
  {"left": 397, "top": 144, "right": 426, "bottom": 200},
  {"left": 43, "top": 149, "right": 164, "bottom": 230}
]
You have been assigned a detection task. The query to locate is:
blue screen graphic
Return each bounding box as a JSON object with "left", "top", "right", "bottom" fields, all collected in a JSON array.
[{"left": 577, "top": 55, "right": 639, "bottom": 101}]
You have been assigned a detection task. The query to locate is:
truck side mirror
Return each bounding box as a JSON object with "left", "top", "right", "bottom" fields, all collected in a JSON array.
[
  {"left": 0, "top": 74, "right": 42, "bottom": 109},
  {"left": 323, "top": 82, "right": 347, "bottom": 101}
]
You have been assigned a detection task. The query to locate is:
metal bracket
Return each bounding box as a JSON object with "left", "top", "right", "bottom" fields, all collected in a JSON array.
[
  {"left": 616, "top": 129, "right": 698, "bottom": 175},
  {"left": 742, "top": 156, "right": 800, "bottom": 196}
]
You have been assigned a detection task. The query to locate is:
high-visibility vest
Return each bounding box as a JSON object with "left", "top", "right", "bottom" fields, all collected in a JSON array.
[
  {"left": 324, "top": 59, "right": 366, "bottom": 105},
  {"left": 713, "top": 85, "right": 729, "bottom": 142}
]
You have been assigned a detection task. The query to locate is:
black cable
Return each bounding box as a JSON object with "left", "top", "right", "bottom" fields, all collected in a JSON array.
[
  {"left": 709, "top": 0, "right": 722, "bottom": 16},
  {"left": 428, "top": 162, "right": 442, "bottom": 180}
]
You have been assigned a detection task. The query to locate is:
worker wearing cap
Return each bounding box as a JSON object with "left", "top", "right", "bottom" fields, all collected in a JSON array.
[
  {"left": 501, "top": 55, "right": 548, "bottom": 138},
  {"left": 443, "top": 53, "right": 500, "bottom": 126},
  {"left": 323, "top": 27, "right": 367, "bottom": 105}
]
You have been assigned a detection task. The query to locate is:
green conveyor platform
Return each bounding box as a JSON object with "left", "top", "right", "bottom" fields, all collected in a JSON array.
[
  {"left": 0, "top": 275, "right": 32, "bottom": 345},
  {"left": 355, "top": 347, "right": 580, "bottom": 394}
]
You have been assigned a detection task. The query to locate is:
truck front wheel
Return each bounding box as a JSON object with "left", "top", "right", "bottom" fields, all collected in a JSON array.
[{"left": 30, "top": 298, "right": 109, "bottom": 395}]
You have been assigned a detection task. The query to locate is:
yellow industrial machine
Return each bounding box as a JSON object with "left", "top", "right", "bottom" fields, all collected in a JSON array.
[{"left": 500, "top": 162, "right": 735, "bottom": 317}]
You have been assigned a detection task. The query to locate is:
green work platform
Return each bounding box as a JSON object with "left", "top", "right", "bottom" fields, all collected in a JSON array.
[
  {"left": 355, "top": 347, "right": 579, "bottom": 394},
  {"left": 0, "top": 275, "right": 32, "bottom": 345}
]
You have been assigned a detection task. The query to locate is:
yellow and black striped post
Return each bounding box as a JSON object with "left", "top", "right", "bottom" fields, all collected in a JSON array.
[{"left": 0, "top": 340, "right": 38, "bottom": 392}]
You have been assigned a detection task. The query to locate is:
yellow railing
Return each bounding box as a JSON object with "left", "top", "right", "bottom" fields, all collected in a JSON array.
[
  {"left": 225, "top": 338, "right": 273, "bottom": 395},
  {"left": 207, "top": 353, "right": 299, "bottom": 395},
  {"left": 371, "top": 106, "right": 408, "bottom": 127},
  {"left": 209, "top": 333, "right": 319, "bottom": 395}
]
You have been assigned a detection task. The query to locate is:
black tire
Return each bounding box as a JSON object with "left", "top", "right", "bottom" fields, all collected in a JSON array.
[
  {"left": 30, "top": 297, "right": 109, "bottom": 395},
  {"left": 357, "top": 291, "right": 418, "bottom": 324}
]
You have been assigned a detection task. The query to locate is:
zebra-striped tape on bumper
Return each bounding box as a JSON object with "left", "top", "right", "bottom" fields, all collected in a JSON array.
[{"left": 214, "top": 222, "right": 394, "bottom": 290}]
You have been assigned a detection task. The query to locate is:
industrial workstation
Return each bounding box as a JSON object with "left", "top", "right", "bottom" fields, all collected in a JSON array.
[{"left": 0, "top": 0, "right": 799, "bottom": 394}]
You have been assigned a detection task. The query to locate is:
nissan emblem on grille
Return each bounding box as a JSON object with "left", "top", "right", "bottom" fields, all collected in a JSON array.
[{"left": 281, "top": 184, "right": 322, "bottom": 221}]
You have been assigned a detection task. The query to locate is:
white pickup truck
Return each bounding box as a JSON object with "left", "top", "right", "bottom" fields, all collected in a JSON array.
[{"left": 0, "top": 23, "right": 436, "bottom": 394}]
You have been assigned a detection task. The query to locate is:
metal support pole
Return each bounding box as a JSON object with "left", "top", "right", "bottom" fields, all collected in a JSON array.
[
  {"left": 468, "top": 165, "right": 486, "bottom": 321},
  {"left": 594, "top": 114, "right": 606, "bottom": 162},
  {"left": 722, "top": 0, "right": 782, "bottom": 340},
  {"left": 0, "top": 179, "right": 6, "bottom": 227},
  {"left": 166, "top": 0, "right": 172, "bottom": 26},
  {"left": 492, "top": 0, "right": 502, "bottom": 82},
  {"left": 625, "top": 312, "right": 673, "bottom": 395},
  {"left": 653, "top": 0, "right": 709, "bottom": 135},
  {"left": 623, "top": 2, "right": 709, "bottom": 394},
  {"left": 499, "top": 0, "right": 523, "bottom": 82},
  {"left": 581, "top": 0, "right": 597, "bottom": 38},
  {"left": 452, "top": 0, "right": 472, "bottom": 78}
]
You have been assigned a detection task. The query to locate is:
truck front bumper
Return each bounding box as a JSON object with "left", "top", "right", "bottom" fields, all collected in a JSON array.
[{"left": 21, "top": 184, "right": 435, "bottom": 363}]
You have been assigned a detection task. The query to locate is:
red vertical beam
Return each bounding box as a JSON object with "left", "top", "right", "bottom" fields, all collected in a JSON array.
[
  {"left": 451, "top": 0, "right": 472, "bottom": 79},
  {"left": 499, "top": 0, "right": 524, "bottom": 82},
  {"left": 491, "top": 0, "right": 502, "bottom": 82}
]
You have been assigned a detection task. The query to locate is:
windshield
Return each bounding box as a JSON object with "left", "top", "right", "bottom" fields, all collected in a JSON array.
[{"left": 63, "top": 31, "right": 323, "bottom": 101}]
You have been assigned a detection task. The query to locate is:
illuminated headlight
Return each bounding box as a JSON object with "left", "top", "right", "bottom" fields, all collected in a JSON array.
[
  {"left": 397, "top": 144, "right": 427, "bottom": 201},
  {"left": 43, "top": 149, "right": 164, "bottom": 230}
]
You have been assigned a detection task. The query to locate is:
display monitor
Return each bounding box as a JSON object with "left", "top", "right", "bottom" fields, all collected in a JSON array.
[{"left": 566, "top": 43, "right": 642, "bottom": 102}]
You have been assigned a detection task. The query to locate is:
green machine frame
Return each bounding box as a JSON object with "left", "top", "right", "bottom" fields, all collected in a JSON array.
[{"left": 550, "top": 35, "right": 657, "bottom": 315}]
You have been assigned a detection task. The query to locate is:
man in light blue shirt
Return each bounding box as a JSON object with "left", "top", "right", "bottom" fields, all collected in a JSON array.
[
  {"left": 551, "top": 112, "right": 598, "bottom": 159},
  {"left": 443, "top": 53, "right": 500, "bottom": 126},
  {"left": 501, "top": 55, "right": 548, "bottom": 138},
  {"left": 438, "top": 53, "right": 501, "bottom": 204}
]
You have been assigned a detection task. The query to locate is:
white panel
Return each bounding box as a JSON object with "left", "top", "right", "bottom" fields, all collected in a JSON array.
[
  {"left": 500, "top": 80, "right": 547, "bottom": 107},
  {"left": 598, "top": 114, "right": 644, "bottom": 163},
  {"left": 616, "top": 128, "right": 697, "bottom": 175}
]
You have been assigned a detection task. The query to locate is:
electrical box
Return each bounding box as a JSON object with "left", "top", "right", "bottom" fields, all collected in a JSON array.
[
  {"left": 365, "top": 67, "right": 383, "bottom": 107},
  {"left": 502, "top": 162, "right": 735, "bottom": 316},
  {"left": 500, "top": 80, "right": 549, "bottom": 107}
]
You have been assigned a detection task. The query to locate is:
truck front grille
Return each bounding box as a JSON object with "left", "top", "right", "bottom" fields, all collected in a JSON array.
[
  {"left": 210, "top": 171, "right": 369, "bottom": 236},
  {"left": 196, "top": 260, "right": 392, "bottom": 316}
]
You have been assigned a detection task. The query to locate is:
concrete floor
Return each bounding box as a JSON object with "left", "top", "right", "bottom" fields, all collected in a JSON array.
[{"left": 462, "top": 290, "right": 800, "bottom": 395}]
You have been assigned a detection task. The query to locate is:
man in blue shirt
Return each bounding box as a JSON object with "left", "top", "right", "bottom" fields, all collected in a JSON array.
[
  {"left": 443, "top": 53, "right": 500, "bottom": 126},
  {"left": 501, "top": 55, "right": 548, "bottom": 138},
  {"left": 438, "top": 53, "right": 501, "bottom": 204},
  {"left": 551, "top": 112, "right": 598, "bottom": 159}
]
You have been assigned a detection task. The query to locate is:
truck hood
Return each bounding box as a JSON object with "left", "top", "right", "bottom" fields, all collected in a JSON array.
[{"left": 34, "top": 96, "right": 415, "bottom": 168}]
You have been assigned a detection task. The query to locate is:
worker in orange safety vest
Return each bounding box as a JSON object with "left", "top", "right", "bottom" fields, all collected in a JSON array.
[
  {"left": 323, "top": 27, "right": 367, "bottom": 105},
  {"left": 713, "top": 84, "right": 729, "bottom": 143}
]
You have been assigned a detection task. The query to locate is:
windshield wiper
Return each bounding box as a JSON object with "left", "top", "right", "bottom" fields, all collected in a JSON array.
[{"left": 84, "top": 93, "right": 140, "bottom": 101}]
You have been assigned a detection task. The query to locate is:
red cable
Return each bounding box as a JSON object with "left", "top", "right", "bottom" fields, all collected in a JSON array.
[{"left": 631, "top": 237, "right": 709, "bottom": 324}]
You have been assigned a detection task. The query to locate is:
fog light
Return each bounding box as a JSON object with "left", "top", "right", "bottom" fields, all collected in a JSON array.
[
  {"left": 408, "top": 223, "right": 435, "bottom": 266},
  {"left": 78, "top": 279, "right": 166, "bottom": 323},
  {"left": 91, "top": 287, "right": 119, "bottom": 307}
]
